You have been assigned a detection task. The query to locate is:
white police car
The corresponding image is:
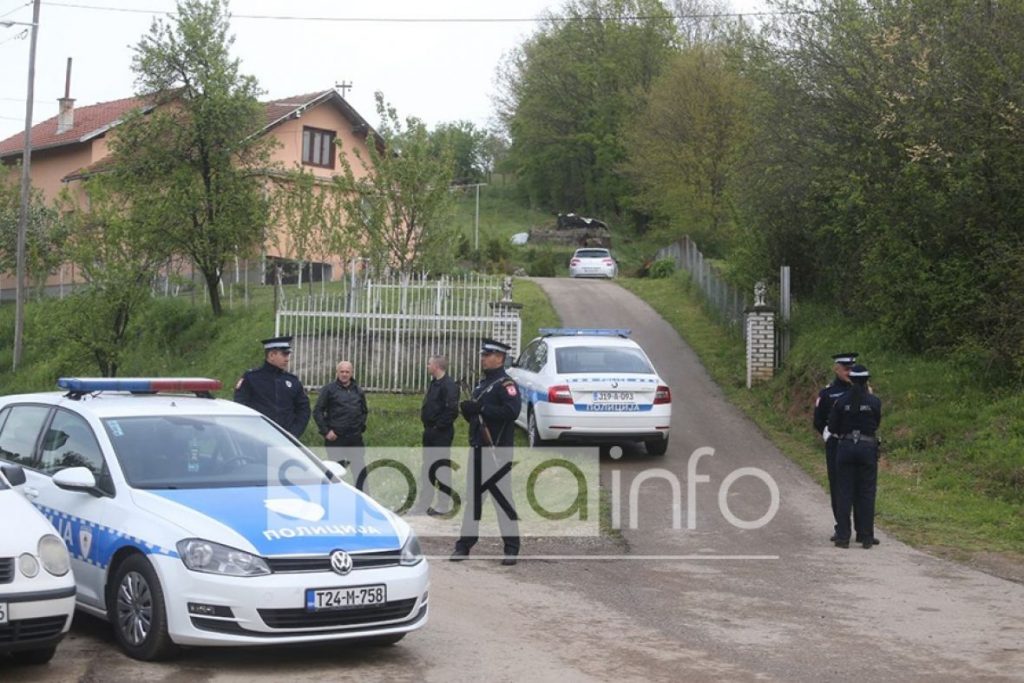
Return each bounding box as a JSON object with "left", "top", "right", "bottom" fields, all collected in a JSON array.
[
  {"left": 0, "top": 462, "right": 75, "bottom": 665},
  {"left": 508, "top": 329, "right": 672, "bottom": 455},
  {"left": 0, "top": 378, "right": 428, "bottom": 661}
]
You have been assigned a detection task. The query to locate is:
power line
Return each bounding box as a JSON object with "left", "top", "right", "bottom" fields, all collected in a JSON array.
[
  {"left": 0, "top": 27, "right": 28, "bottom": 45},
  {"left": 0, "top": 1, "right": 31, "bottom": 19},
  {"left": 39, "top": 1, "right": 815, "bottom": 24}
]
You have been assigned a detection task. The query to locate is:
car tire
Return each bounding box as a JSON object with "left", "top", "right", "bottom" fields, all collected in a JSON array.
[
  {"left": 361, "top": 633, "right": 406, "bottom": 647},
  {"left": 11, "top": 645, "right": 57, "bottom": 665},
  {"left": 107, "top": 554, "right": 179, "bottom": 661},
  {"left": 645, "top": 437, "right": 669, "bottom": 456},
  {"left": 527, "top": 409, "right": 548, "bottom": 448}
]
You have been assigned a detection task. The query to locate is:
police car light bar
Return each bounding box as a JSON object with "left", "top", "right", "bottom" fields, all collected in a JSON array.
[
  {"left": 539, "top": 328, "right": 631, "bottom": 338},
  {"left": 57, "top": 377, "right": 223, "bottom": 398}
]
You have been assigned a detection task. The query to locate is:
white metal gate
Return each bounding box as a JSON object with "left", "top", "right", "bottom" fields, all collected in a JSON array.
[{"left": 275, "top": 274, "right": 522, "bottom": 393}]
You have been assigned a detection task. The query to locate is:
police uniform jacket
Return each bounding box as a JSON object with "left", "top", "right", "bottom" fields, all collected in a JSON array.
[
  {"left": 422, "top": 374, "right": 459, "bottom": 431},
  {"left": 827, "top": 391, "right": 882, "bottom": 438},
  {"left": 234, "top": 362, "right": 311, "bottom": 438},
  {"left": 313, "top": 380, "right": 368, "bottom": 438},
  {"left": 467, "top": 367, "right": 521, "bottom": 448},
  {"left": 813, "top": 377, "right": 852, "bottom": 435}
]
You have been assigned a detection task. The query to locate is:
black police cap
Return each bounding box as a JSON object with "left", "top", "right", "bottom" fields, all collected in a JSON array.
[
  {"left": 832, "top": 352, "right": 858, "bottom": 366},
  {"left": 480, "top": 338, "right": 512, "bottom": 354},
  {"left": 262, "top": 335, "right": 293, "bottom": 351}
]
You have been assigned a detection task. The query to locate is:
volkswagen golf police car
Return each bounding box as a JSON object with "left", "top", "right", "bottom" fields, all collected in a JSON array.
[
  {"left": 508, "top": 329, "right": 672, "bottom": 455},
  {"left": 0, "top": 378, "right": 428, "bottom": 661}
]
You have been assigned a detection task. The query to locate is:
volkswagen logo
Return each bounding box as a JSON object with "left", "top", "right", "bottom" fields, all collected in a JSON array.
[
  {"left": 329, "top": 550, "right": 353, "bottom": 575},
  {"left": 611, "top": 381, "right": 619, "bottom": 389}
]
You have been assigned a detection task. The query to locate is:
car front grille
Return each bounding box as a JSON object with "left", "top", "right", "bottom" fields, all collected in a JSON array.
[
  {"left": 0, "top": 615, "right": 68, "bottom": 644},
  {"left": 258, "top": 599, "right": 418, "bottom": 630},
  {"left": 266, "top": 550, "right": 402, "bottom": 574},
  {"left": 0, "top": 557, "right": 13, "bottom": 584}
]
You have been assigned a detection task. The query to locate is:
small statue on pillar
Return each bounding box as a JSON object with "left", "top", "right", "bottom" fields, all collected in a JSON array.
[{"left": 754, "top": 281, "right": 767, "bottom": 308}]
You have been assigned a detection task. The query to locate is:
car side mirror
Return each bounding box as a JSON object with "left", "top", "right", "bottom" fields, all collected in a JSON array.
[
  {"left": 323, "top": 460, "right": 347, "bottom": 481},
  {"left": 0, "top": 463, "right": 26, "bottom": 487},
  {"left": 53, "top": 467, "right": 99, "bottom": 495}
]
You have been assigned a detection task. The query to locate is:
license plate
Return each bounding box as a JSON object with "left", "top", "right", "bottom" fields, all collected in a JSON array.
[
  {"left": 593, "top": 391, "right": 634, "bottom": 402},
  {"left": 0, "top": 602, "right": 7, "bottom": 624},
  {"left": 305, "top": 584, "right": 386, "bottom": 611}
]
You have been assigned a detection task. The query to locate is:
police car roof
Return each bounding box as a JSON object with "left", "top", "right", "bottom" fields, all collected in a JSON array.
[
  {"left": 0, "top": 392, "right": 257, "bottom": 419},
  {"left": 533, "top": 335, "right": 641, "bottom": 349}
]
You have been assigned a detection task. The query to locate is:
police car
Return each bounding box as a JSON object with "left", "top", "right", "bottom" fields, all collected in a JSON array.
[
  {"left": 0, "top": 378, "right": 428, "bottom": 661},
  {"left": 508, "top": 329, "right": 672, "bottom": 455},
  {"left": 0, "top": 462, "right": 75, "bottom": 665}
]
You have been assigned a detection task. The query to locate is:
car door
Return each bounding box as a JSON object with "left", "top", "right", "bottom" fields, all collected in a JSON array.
[
  {"left": 29, "top": 408, "right": 116, "bottom": 608},
  {"left": 510, "top": 340, "right": 541, "bottom": 425}
]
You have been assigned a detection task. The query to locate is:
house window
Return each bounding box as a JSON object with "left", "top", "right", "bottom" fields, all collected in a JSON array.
[{"left": 302, "top": 127, "right": 336, "bottom": 168}]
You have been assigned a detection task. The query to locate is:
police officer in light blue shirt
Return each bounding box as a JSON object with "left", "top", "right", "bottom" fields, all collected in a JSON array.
[{"left": 234, "top": 336, "right": 311, "bottom": 439}]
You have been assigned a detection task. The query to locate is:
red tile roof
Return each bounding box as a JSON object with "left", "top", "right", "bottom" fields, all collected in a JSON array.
[{"left": 0, "top": 95, "right": 151, "bottom": 159}]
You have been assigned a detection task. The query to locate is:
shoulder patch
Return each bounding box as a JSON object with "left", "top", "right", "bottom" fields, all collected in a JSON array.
[
  {"left": 505, "top": 384, "right": 518, "bottom": 397},
  {"left": 235, "top": 377, "right": 245, "bottom": 391}
]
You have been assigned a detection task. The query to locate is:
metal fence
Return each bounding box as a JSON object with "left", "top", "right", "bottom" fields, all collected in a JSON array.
[
  {"left": 655, "top": 236, "right": 747, "bottom": 334},
  {"left": 276, "top": 273, "right": 522, "bottom": 393}
]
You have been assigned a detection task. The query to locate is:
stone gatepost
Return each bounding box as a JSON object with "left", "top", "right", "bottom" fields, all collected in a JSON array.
[
  {"left": 746, "top": 281, "right": 776, "bottom": 388},
  {"left": 489, "top": 276, "right": 523, "bottom": 359}
]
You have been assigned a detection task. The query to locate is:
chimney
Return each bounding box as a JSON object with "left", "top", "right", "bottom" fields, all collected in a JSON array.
[{"left": 57, "top": 57, "right": 74, "bottom": 134}]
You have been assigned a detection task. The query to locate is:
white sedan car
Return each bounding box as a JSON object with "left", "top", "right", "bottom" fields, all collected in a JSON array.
[
  {"left": 0, "top": 378, "right": 428, "bottom": 661},
  {"left": 569, "top": 248, "right": 618, "bottom": 278},
  {"left": 508, "top": 329, "right": 672, "bottom": 455},
  {"left": 0, "top": 462, "right": 75, "bottom": 666}
]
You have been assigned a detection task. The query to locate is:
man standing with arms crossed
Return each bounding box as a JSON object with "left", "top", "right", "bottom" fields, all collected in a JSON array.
[{"left": 314, "top": 361, "right": 369, "bottom": 490}]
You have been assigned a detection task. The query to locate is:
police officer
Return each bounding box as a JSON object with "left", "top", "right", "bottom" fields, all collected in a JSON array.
[
  {"left": 450, "top": 339, "right": 522, "bottom": 566},
  {"left": 414, "top": 354, "right": 460, "bottom": 516},
  {"left": 827, "top": 364, "right": 882, "bottom": 549},
  {"left": 313, "top": 361, "right": 369, "bottom": 490},
  {"left": 234, "top": 336, "right": 311, "bottom": 439},
  {"left": 813, "top": 352, "right": 860, "bottom": 542}
]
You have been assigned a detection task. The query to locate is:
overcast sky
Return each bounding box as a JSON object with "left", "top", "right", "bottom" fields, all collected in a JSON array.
[{"left": 0, "top": 0, "right": 769, "bottom": 141}]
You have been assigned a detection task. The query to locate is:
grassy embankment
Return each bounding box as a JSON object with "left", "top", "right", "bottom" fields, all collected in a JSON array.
[
  {"left": 0, "top": 277, "right": 560, "bottom": 451},
  {"left": 619, "top": 272, "right": 1024, "bottom": 564}
]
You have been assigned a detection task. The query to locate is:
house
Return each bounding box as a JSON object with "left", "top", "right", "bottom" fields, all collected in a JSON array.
[{"left": 0, "top": 87, "right": 376, "bottom": 295}]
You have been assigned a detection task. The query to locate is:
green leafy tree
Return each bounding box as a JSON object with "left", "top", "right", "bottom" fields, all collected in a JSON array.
[
  {"left": 431, "top": 121, "right": 489, "bottom": 184},
  {"left": 335, "top": 93, "right": 457, "bottom": 274},
  {"left": 112, "top": 0, "right": 274, "bottom": 315},
  {"left": 0, "top": 172, "right": 67, "bottom": 296},
  {"left": 496, "top": 0, "right": 678, "bottom": 216}
]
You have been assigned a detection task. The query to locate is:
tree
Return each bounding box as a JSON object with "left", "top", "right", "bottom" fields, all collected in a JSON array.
[
  {"left": 54, "top": 179, "right": 170, "bottom": 376},
  {"left": 113, "top": 0, "right": 274, "bottom": 315},
  {"left": 335, "top": 93, "right": 457, "bottom": 274},
  {"left": 496, "top": 0, "right": 678, "bottom": 216},
  {"left": 0, "top": 171, "right": 67, "bottom": 296},
  {"left": 431, "top": 121, "right": 489, "bottom": 184}
]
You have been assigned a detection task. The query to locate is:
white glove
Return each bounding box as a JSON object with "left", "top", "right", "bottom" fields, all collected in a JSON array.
[{"left": 822, "top": 426, "right": 831, "bottom": 442}]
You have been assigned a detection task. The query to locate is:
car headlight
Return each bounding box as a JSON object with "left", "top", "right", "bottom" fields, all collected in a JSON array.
[
  {"left": 400, "top": 532, "right": 423, "bottom": 566},
  {"left": 38, "top": 535, "right": 70, "bottom": 576},
  {"left": 176, "top": 539, "right": 270, "bottom": 577},
  {"left": 18, "top": 552, "right": 39, "bottom": 578}
]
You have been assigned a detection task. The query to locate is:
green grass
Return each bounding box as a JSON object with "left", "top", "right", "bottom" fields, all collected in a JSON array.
[
  {"left": 451, "top": 180, "right": 552, "bottom": 245},
  {"left": 619, "top": 272, "right": 1024, "bottom": 558}
]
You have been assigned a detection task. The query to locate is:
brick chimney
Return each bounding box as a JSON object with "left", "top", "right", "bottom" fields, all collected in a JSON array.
[{"left": 56, "top": 57, "right": 74, "bottom": 134}]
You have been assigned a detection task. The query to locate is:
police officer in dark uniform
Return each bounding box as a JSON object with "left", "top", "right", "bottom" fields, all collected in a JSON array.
[
  {"left": 813, "top": 352, "right": 860, "bottom": 542},
  {"left": 414, "top": 354, "right": 460, "bottom": 516},
  {"left": 234, "top": 336, "right": 311, "bottom": 439},
  {"left": 827, "top": 364, "right": 882, "bottom": 549},
  {"left": 450, "top": 339, "right": 522, "bottom": 566}
]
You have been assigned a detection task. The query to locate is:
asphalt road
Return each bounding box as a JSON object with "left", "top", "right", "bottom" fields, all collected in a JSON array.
[{"left": 8, "top": 278, "right": 1024, "bottom": 682}]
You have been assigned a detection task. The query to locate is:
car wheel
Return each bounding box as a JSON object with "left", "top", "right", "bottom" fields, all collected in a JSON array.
[
  {"left": 361, "top": 633, "right": 406, "bottom": 646},
  {"left": 11, "top": 645, "right": 57, "bottom": 665},
  {"left": 108, "top": 554, "right": 179, "bottom": 661},
  {"left": 645, "top": 437, "right": 669, "bottom": 456},
  {"left": 528, "top": 409, "right": 547, "bottom": 448}
]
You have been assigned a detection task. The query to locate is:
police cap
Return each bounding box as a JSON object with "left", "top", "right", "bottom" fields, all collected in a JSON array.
[
  {"left": 848, "top": 363, "right": 870, "bottom": 379},
  {"left": 480, "top": 338, "right": 512, "bottom": 355},
  {"left": 262, "top": 335, "right": 293, "bottom": 352},
  {"left": 832, "top": 352, "right": 858, "bottom": 366}
]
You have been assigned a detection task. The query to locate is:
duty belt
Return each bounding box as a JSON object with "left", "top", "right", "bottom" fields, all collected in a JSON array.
[{"left": 839, "top": 432, "right": 877, "bottom": 445}]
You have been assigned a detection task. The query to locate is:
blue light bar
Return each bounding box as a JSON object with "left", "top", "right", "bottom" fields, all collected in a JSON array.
[
  {"left": 57, "top": 377, "right": 223, "bottom": 394},
  {"left": 539, "top": 328, "right": 631, "bottom": 338}
]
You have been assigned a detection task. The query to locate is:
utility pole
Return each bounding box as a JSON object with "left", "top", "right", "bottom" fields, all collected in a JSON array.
[{"left": 11, "top": 0, "right": 41, "bottom": 371}]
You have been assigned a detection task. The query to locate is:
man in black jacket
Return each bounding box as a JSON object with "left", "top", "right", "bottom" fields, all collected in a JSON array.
[
  {"left": 234, "top": 336, "right": 310, "bottom": 439},
  {"left": 314, "top": 361, "right": 369, "bottom": 490},
  {"left": 414, "top": 354, "right": 460, "bottom": 516}
]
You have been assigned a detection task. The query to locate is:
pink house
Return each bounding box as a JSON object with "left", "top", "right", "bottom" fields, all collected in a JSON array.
[{"left": 0, "top": 88, "right": 376, "bottom": 293}]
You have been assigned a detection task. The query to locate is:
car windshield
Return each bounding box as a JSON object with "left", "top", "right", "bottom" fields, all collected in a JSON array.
[
  {"left": 555, "top": 346, "right": 654, "bottom": 374},
  {"left": 103, "top": 415, "right": 330, "bottom": 490},
  {"left": 576, "top": 250, "right": 610, "bottom": 259}
]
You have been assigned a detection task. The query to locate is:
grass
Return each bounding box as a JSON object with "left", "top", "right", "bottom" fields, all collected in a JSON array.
[{"left": 619, "top": 272, "right": 1024, "bottom": 558}]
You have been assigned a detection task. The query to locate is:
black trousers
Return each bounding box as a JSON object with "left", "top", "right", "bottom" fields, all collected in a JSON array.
[
  {"left": 415, "top": 425, "right": 454, "bottom": 511},
  {"left": 826, "top": 437, "right": 861, "bottom": 534},
  {"left": 325, "top": 433, "right": 367, "bottom": 492},
  {"left": 834, "top": 440, "right": 878, "bottom": 543},
  {"left": 455, "top": 447, "right": 520, "bottom": 554}
]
